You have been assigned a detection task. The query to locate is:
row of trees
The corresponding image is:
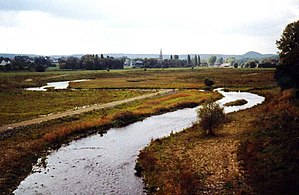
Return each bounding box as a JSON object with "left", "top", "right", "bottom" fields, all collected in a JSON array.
[
  {"left": 59, "top": 54, "right": 124, "bottom": 70},
  {"left": 134, "top": 58, "right": 190, "bottom": 68},
  {"left": 131, "top": 54, "right": 201, "bottom": 68},
  {"left": 187, "top": 55, "right": 201, "bottom": 66},
  {"left": 204, "top": 56, "right": 278, "bottom": 68},
  {"left": 132, "top": 56, "right": 278, "bottom": 69},
  {"left": 236, "top": 58, "right": 279, "bottom": 68},
  {"left": 0, "top": 56, "right": 52, "bottom": 72}
]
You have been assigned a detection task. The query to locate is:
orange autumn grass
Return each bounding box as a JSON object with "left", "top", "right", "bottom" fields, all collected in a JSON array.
[{"left": 42, "top": 90, "right": 221, "bottom": 145}]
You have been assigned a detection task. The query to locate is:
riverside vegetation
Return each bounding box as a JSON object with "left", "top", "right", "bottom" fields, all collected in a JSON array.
[
  {"left": 1, "top": 67, "right": 297, "bottom": 194},
  {"left": 0, "top": 68, "right": 224, "bottom": 194},
  {"left": 135, "top": 20, "right": 299, "bottom": 194},
  {"left": 136, "top": 86, "right": 299, "bottom": 194}
]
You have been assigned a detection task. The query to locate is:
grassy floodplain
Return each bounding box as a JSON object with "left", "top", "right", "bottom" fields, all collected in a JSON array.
[
  {"left": 0, "top": 89, "right": 220, "bottom": 194},
  {"left": 135, "top": 69, "right": 299, "bottom": 194},
  {"left": 70, "top": 68, "right": 275, "bottom": 89},
  {"left": 0, "top": 90, "right": 150, "bottom": 126},
  {"left": 0, "top": 68, "right": 274, "bottom": 126},
  {"left": 1, "top": 67, "right": 291, "bottom": 194}
]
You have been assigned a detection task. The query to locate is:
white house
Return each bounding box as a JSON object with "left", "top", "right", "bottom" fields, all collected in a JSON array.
[{"left": 0, "top": 60, "right": 11, "bottom": 66}]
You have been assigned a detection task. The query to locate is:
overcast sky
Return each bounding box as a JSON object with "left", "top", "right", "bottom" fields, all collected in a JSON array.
[{"left": 0, "top": 0, "right": 298, "bottom": 55}]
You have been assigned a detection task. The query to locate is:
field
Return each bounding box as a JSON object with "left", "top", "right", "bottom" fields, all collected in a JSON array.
[
  {"left": 0, "top": 90, "right": 149, "bottom": 125},
  {"left": 135, "top": 71, "right": 299, "bottom": 194},
  {"left": 69, "top": 68, "right": 275, "bottom": 89},
  {"left": 0, "top": 68, "right": 275, "bottom": 126},
  {"left": 0, "top": 68, "right": 275, "bottom": 91},
  {"left": 2, "top": 67, "right": 295, "bottom": 194}
]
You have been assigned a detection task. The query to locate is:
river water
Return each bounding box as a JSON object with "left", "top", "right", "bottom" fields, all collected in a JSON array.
[
  {"left": 14, "top": 89, "right": 264, "bottom": 194},
  {"left": 25, "top": 80, "right": 89, "bottom": 91}
]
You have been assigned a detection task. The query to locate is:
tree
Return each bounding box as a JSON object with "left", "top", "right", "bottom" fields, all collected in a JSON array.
[
  {"left": 94, "top": 54, "right": 100, "bottom": 69},
  {"left": 244, "top": 60, "right": 257, "bottom": 68},
  {"left": 62, "top": 56, "right": 80, "bottom": 69},
  {"left": 197, "top": 102, "right": 225, "bottom": 136},
  {"left": 81, "top": 55, "right": 95, "bottom": 69},
  {"left": 187, "top": 54, "right": 191, "bottom": 65},
  {"left": 225, "top": 57, "right": 235, "bottom": 66},
  {"left": 198, "top": 55, "right": 201, "bottom": 65},
  {"left": 233, "top": 62, "right": 239, "bottom": 68},
  {"left": 275, "top": 20, "right": 299, "bottom": 89},
  {"left": 208, "top": 56, "right": 217, "bottom": 66},
  {"left": 194, "top": 55, "right": 198, "bottom": 66},
  {"left": 35, "top": 64, "right": 46, "bottom": 72},
  {"left": 259, "top": 58, "right": 278, "bottom": 68},
  {"left": 174, "top": 55, "right": 179, "bottom": 60},
  {"left": 217, "top": 57, "right": 223, "bottom": 65},
  {"left": 170, "top": 55, "right": 173, "bottom": 60}
]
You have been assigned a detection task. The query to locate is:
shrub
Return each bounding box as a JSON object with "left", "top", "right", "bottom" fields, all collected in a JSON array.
[
  {"left": 197, "top": 102, "right": 225, "bottom": 136},
  {"left": 35, "top": 64, "right": 46, "bottom": 72},
  {"left": 203, "top": 78, "right": 214, "bottom": 87},
  {"left": 233, "top": 62, "right": 239, "bottom": 68},
  {"left": 112, "top": 111, "right": 138, "bottom": 127}
]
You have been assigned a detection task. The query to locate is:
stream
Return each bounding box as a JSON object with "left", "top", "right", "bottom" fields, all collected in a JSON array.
[
  {"left": 25, "top": 80, "right": 89, "bottom": 91},
  {"left": 14, "top": 89, "right": 264, "bottom": 194}
]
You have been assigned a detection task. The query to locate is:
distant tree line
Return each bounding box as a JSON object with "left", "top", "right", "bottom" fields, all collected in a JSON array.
[
  {"left": 59, "top": 54, "right": 124, "bottom": 70},
  {"left": 236, "top": 58, "right": 279, "bottom": 68},
  {"left": 201, "top": 55, "right": 279, "bottom": 68},
  {"left": 0, "top": 56, "right": 52, "bottom": 72},
  {"left": 130, "top": 54, "right": 279, "bottom": 69},
  {"left": 132, "top": 54, "right": 201, "bottom": 68},
  {"left": 133, "top": 58, "right": 189, "bottom": 68}
]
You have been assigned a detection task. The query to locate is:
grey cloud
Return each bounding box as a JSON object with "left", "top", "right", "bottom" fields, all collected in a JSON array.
[{"left": 0, "top": 0, "right": 104, "bottom": 20}]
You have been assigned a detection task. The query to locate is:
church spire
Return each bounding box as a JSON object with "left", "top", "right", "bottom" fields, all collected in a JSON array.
[{"left": 159, "top": 48, "right": 163, "bottom": 60}]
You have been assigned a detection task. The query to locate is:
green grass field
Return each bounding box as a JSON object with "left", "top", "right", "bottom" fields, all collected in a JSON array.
[
  {"left": 0, "top": 67, "right": 284, "bottom": 194},
  {"left": 0, "top": 68, "right": 276, "bottom": 90},
  {"left": 70, "top": 68, "right": 276, "bottom": 89},
  {"left": 0, "top": 89, "right": 149, "bottom": 125},
  {"left": 0, "top": 68, "right": 276, "bottom": 126}
]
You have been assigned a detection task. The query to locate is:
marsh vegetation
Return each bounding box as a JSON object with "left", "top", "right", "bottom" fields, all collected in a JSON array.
[{"left": 0, "top": 67, "right": 298, "bottom": 194}]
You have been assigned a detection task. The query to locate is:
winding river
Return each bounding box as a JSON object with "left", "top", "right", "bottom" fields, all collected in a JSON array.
[{"left": 14, "top": 89, "right": 264, "bottom": 194}]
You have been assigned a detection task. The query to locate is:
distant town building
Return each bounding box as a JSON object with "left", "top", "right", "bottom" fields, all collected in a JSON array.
[
  {"left": 219, "top": 63, "right": 232, "bottom": 68},
  {"left": 0, "top": 60, "right": 10, "bottom": 66},
  {"left": 135, "top": 60, "right": 143, "bottom": 67},
  {"left": 124, "top": 59, "right": 132, "bottom": 67}
]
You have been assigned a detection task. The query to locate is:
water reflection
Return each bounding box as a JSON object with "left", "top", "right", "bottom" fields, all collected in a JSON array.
[
  {"left": 14, "top": 89, "right": 264, "bottom": 194},
  {"left": 25, "top": 80, "right": 89, "bottom": 91}
]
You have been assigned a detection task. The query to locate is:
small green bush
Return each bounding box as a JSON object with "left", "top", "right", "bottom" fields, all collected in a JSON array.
[
  {"left": 197, "top": 102, "right": 225, "bottom": 136},
  {"left": 113, "top": 111, "right": 138, "bottom": 127},
  {"left": 203, "top": 78, "right": 214, "bottom": 87}
]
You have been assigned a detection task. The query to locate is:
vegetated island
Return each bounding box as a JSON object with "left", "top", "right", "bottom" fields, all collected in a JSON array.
[{"left": 223, "top": 99, "right": 248, "bottom": 107}]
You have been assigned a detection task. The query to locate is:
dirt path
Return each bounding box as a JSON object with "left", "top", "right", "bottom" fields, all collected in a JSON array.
[
  {"left": 0, "top": 89, "right": 175, "bottom": 133},
  {"left": 46, "top": 74, "right": 69, "bottom": 79}
]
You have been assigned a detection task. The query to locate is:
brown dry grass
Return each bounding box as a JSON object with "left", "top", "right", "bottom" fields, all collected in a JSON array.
[
  {"left": 137, "top": 88, "right": 287, "bottom": 194},
  {"left": 70, "top": 68, "right": 275, "bottom": 89},
  {"left": 0, "top": 89, "right": 220, "bottom": 194},
  {"left": 238, "top": 89, "right": 299, "bottom": 194}
]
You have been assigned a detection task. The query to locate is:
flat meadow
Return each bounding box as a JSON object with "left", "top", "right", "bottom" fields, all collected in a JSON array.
[
  {"left": 0, "top": 68, "right": 275, "bottom": 126},
  {"left": 0, "top": 67, "right": 282, "bottom": 194}
]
